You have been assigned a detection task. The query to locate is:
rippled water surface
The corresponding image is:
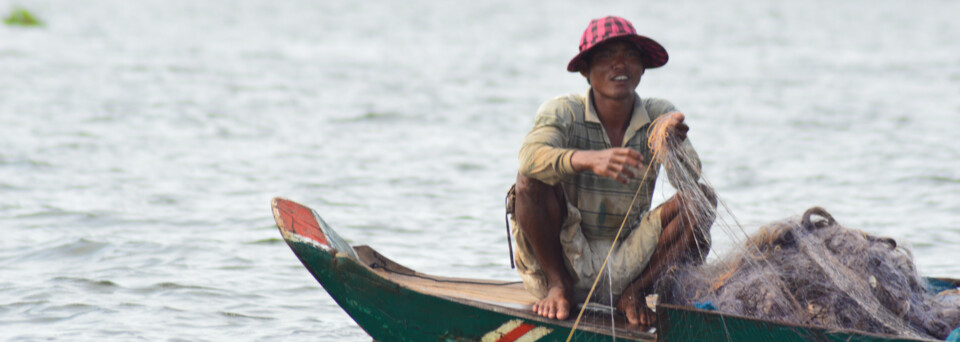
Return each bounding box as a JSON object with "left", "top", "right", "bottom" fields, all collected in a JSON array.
[{"left": 2, "top": 0, "right": 958, "bottom": 340}]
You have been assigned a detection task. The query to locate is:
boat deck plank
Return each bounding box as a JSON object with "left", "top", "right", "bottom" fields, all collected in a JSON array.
[
  {"left": 356, "top": 245, "right": 537, "bottom": 307},
  {"left": 354, "top": 245, "right": 655, "bottom": 340}
]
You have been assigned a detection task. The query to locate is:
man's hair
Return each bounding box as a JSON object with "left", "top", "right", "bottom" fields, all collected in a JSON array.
[{"left": 581, "top": 51, "right": 594, "bottom": 85}]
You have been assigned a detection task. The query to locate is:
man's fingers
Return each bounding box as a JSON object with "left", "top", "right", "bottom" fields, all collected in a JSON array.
[
  {"left": 625, "top": 155, "right": 641, "bottom": 168},
  {"left": 623, "top": 149, "right": 643, "bottom": 164},
  {"left": 665, "top": 112, "right": 689, "bottom": 140},
  {"left": 610, "top": 171, "right": 628, "bottom": 184},
  {"left": 669, "top": 112, "right": 685, "bottom": 122},
  {"left": 607, "top": 164, "right": 636, "bottom": 183},
  {"left": 595, "top": 148, "right": 646, "bottom": 183},
  {"left": 613, "top": 148, "right": 643, "bottom": 168}
]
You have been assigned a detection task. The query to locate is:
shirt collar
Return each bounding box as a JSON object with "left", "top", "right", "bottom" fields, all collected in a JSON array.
[{"left": 584, "top": 90, "right": 651, "bottom": 146}]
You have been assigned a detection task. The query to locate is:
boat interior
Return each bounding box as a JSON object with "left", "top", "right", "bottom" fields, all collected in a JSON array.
[{"left": 353, "top": 245, "right": 657, "bottom": 340}]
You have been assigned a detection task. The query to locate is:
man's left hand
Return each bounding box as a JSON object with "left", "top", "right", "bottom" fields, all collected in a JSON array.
[{"left": 664, "top": 112, "right": 689, "bottom": 142}]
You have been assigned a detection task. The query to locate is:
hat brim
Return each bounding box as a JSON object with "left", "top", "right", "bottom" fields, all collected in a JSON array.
[{"left": 566, "top": 34, "right": 669, "bottom": 72}]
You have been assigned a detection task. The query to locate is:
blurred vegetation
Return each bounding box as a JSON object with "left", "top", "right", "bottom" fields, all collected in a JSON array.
[{"left": 4, "top": 7, "right": 43, "bottom": 27}]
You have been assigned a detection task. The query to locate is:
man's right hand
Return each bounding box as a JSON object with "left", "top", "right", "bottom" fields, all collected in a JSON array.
[{"left": 571, "top": 148, "right": 644, "bottom": 184}]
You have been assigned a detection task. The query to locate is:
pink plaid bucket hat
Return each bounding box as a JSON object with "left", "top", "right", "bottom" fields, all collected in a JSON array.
[{"left": 566, "top": 16, "right": 669, "bottom": 72}]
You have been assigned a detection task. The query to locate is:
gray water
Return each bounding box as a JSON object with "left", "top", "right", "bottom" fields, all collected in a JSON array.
[{"left": 1, "top": 0, "right": 958, "bottom": 340}]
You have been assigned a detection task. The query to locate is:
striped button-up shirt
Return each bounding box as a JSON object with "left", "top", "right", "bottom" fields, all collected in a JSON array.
[{"left": 519, "top": 91, "right": 701, "bottom": 240}]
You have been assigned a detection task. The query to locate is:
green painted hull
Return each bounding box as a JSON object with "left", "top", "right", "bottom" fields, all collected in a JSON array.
[
  {"left": 287, "top": 239, "right": 645, "bottom": 341},
  {"left": 657, "top": 304, "right": 941, "bottom": 342},
  {"left": 272, "top": 198, "right": 954, "bottom": 342},
  {"left": 273, "top": 197, "right": 650, "bottom": 341}
]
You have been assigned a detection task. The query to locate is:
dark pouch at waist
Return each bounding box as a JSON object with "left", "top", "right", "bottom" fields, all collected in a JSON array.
[{"left": 504, "top": 184, "right": 516, "bottom": 268}]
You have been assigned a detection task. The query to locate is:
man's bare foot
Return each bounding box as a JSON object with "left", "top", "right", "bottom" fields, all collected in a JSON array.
[
  {"left": 617, "top": 292, "right": 656, "bottom": 326},
  {"left": 532, "top": 286, "right": 571, "bottom": 320}
]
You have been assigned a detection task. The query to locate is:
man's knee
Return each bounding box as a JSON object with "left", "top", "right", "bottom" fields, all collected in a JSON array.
[
  {"left": 516, "top": 174, "right": 562, "bottom": 202},
  {"left": 515, "top": 174, "right": 566, "bottom": 219},
  {"left": 515, "top": 173, "right": 543, "bottom": 201}
]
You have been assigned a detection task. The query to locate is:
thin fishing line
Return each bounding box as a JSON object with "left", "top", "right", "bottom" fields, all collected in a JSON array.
[
  {"left": 608, "top": 268, "right": 616, "bottom": 339},
  {"left": 566, "top": 132, "right": 665, "bottom": 342}
]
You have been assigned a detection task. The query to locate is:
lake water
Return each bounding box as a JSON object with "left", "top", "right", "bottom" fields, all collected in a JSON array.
[{"left": 1, "top": 0, "right": 958, "bottom": 340}]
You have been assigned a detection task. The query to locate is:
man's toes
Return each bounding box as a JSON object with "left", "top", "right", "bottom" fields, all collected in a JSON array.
[
  {"left": 642, "top": 312, "right": 655, "bottom": 326},
  {"left": 534, "top": 296, "right": 573, "bottom": 320},
  {"left": 556, "top": 304, "right": 569, "bottom": 320},
  {"left": 624, "top": 307, "right": 639, "bottom": 325},
  {"left": 639, "top": 308, "right": 656, "bottom": 326}
]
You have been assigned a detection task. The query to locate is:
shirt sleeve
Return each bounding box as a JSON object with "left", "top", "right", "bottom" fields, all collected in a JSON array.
[
  {"left": 518, "top": 98, "right": 578, "bottom": 186},
  {"left": 668, "top": 138, "right": 703, "bottom": 188}
]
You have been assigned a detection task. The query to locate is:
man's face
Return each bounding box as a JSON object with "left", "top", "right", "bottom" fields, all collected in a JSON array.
[{"left": 582, "top": 40, "right": 646, "bottom": 101}]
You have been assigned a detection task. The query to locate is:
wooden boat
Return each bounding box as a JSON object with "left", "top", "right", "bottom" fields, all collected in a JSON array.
[{"left": 271, "top": 197, "right": 958, "bottom": 342}]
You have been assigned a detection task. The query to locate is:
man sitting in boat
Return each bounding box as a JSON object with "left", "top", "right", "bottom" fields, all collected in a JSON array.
[{"left": 509, "top": 16, "right": 716, "bottom": 326}]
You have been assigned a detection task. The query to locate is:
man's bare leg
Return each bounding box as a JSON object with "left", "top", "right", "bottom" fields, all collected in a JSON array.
[
  {"left": 515, "top": 173, "right": 573, "bottom": 320},
  {"left": 617, "top": 184, "right": 716, "bottom": 325}
]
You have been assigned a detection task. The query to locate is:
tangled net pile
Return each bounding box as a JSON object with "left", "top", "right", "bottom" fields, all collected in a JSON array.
[
  {"left": 644, "top": 114, "right": 960, "bottom": 340},
  {"left": 655, "top": 208, "right": 960, "bottom": 339}
]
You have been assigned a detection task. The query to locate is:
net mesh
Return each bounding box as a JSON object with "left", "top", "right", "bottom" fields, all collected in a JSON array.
[
  {"left": 573, "top": 113, "right": 960, "bottom": 340},
  {"left": 656, "top": 207, "right": 960, "bottom": 339},
  {"left": 646, "top": 114, "right": 960, "bottom": 340}
]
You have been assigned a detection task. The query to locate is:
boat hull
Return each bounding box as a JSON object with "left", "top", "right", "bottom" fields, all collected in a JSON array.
[
  {"left": 288, "top": 239, "right": 648, "bottom": 341},
  {"left": 657, "top": 304, "right": 941, "bottom": 342},
  {"left": 274, "top": 197, "right": 651, "bottom": 341},
  {"left": 272, "top": 197, "right": 954, "bottom": 342}
]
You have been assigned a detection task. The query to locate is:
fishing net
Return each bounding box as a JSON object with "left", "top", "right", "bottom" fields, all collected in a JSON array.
[
  {"left": 644, "top": 113, "right": 960, "bottom": 340},
  {"left": 656, "top": 207, "right": 960, "bottom": 339},
  {"left": 567, "top": 113, "right": 959, "bottom": 340}
]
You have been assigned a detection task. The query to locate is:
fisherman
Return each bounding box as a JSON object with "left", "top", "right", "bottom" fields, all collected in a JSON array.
[{"left": 509, "top": 16, "right": 716, "bottom": 326}]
